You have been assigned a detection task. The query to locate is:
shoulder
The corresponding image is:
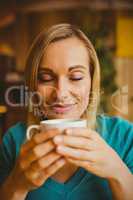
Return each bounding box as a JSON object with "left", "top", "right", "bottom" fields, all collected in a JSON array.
[
  {"left": 1, "top": 122, "right": 27, "bottom": 157},
  {"left": 96, "top": 114, "right": 133, "bottom": 156},
  {"left": 97, "top": 114, "right": 133, "bottom": 172},
  {"left": 97, "top": 114, "right": 133, "bottom": 134},
  {"left": 3, "top": 122, "right": 27, "bottom": 142},
  {"left": 0, "top": 122, "right": 26, "bottom": 185},
  {"left": 8, "top": 122, "right": 27, "bottom": 136}
]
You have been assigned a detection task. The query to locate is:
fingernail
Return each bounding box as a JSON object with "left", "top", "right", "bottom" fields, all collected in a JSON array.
[
  {"left": 53, "top": 136, "right": 63, "bottom": 144},
  {"left": 57, "top": 145, "right": 64, "bottom": 152},
  {"left": 65, "top": 129, "right": 72, "bottom": 135},
  {"left": 59, "top": 158, "right": 66, "bottom": 165}
]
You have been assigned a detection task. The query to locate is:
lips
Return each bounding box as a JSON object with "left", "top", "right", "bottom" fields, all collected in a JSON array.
[{"left": 51, "top": 104, "right": 75, "bottom": 114}]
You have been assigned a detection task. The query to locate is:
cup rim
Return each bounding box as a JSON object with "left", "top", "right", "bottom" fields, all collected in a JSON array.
[{"left": 40, "top": 118, "right": 86, "bottom": 125}]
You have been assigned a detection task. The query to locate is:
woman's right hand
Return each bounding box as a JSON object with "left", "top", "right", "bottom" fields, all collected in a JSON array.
[{"left": 9, "top": 128, "right": 66, "bottom": 193}]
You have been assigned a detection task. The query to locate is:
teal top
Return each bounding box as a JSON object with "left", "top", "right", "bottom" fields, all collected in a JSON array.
[{"left": 0, "top": 115, "right": 133, "bottom": 200}]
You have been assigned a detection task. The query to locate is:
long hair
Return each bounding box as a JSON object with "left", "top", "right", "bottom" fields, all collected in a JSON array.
[{"left": 25, "top": 23, "right": 100, "bottom": 129}]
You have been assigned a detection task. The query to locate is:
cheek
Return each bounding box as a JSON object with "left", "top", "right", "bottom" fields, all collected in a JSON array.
[
  {"left": 82, "top": 78, "right": 91, "bottom": 96},
  {"left": 80, "top": 87, "right": 90, "bottom": 105},
  {"left": 37, "top": 85, "right": 54, "bottom": 104},
  {"left": 37, "top": 85, "right": 47, "bottom": 99},
  {"left": 75, "top": 80, "right": 91, "bottom": 106}
]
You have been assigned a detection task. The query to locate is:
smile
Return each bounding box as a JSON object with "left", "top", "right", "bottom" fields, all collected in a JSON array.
[{"left": 51, "top": 104, "right": 75, "bottom": 114}]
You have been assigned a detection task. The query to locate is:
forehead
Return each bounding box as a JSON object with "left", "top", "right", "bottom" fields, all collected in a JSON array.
[{"left": 40, "top": 37, "right": 89, "bottom": 72}]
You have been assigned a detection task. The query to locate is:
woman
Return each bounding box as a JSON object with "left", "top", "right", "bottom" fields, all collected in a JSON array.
[{"left": 0, "top": 24, "right": 133, "bottom": 200}]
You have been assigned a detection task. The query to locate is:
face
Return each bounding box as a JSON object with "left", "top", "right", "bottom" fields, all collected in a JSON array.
[{"left": 37, "top": 37, "right": 91, "bottom": 119}]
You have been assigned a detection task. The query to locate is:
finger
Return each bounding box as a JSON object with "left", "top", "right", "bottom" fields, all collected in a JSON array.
[
  {"left": 64, "top": 127, "right": 97, "bottom": 139},
  {"left": 21, "top": 128, "right": 61, "bottom": 154},
  {"left": 30, "top": 152, "right": 61, "bottom": 170},
  {"left": 53, "top": 135, "right": 95, "bottom": 151},
  {"left": 67, "top": 158, "right": 98, "bottom": 177},
  {"left": 44, "top": 158, "right": 66, "bottom": 179},
  {"left": 20, "top": 140, "right": 55, "bottom": 169},
  {"left": 25, "top": 158, "right": 66, "bottom": 187},
  {"left": 33, "top": 158, "right": 66, "bottom": 186},
  {"left": 67, "top": 157, "right": 92, "bottom": 168},
  {"left": 56, "top": 145, "right": 94, "bottom": 161},
  {"left": 32, "top": 128, "right": 62, "bottom": 144}
]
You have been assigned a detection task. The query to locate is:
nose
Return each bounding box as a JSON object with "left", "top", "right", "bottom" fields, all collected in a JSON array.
[{"left": 54, "top": 77, "right": 68, "bottom": 101}]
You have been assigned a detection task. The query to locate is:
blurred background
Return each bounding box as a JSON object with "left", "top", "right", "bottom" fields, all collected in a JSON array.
[{"left": 0, "top": 0, "right": 133, "bottom": 138}]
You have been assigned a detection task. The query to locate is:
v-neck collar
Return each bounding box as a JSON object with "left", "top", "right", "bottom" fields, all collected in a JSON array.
[{"left": 43, "top": 167, "right": 88, "bottom": 195}]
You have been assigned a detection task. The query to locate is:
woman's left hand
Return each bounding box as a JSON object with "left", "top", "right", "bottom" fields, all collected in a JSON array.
[{"left": 53, "top": 128, "right": 130, "bottom": 180}]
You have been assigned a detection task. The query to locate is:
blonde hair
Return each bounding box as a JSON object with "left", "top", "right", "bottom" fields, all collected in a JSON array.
[{"left": 25, "top": 23, "right": 100, "bottom": 129}]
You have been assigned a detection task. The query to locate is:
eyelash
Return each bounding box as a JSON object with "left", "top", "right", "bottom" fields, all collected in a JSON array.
[
  {"left": 38, "top": 77, "right": 83, "bottom": 82},
  {"left": 71, "top": 77, "right": 83, "bottom": 81}
]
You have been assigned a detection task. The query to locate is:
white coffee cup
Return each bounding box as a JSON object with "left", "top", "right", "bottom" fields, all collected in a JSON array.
[{"left": 26, "top": 118, "right": 87, "bottom": 140}]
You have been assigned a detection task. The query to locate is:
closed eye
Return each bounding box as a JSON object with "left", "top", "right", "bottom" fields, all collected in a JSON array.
[
  {"left": 70, "top": 77, "right": 84, "bottom": 81},
  {"left": 38, "top": 72, "right": 84, "bottom": 83},
  {"left": 69, "top": 72, "right": 84, "bottom": 81},
  {"left": 38, "top": 73, "right": 54, "bottom": 82}
]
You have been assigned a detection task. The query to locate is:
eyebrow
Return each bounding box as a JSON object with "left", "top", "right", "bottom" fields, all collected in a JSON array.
[{"left": 39, "top": 65, "right": 87, "bottom": 73}]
